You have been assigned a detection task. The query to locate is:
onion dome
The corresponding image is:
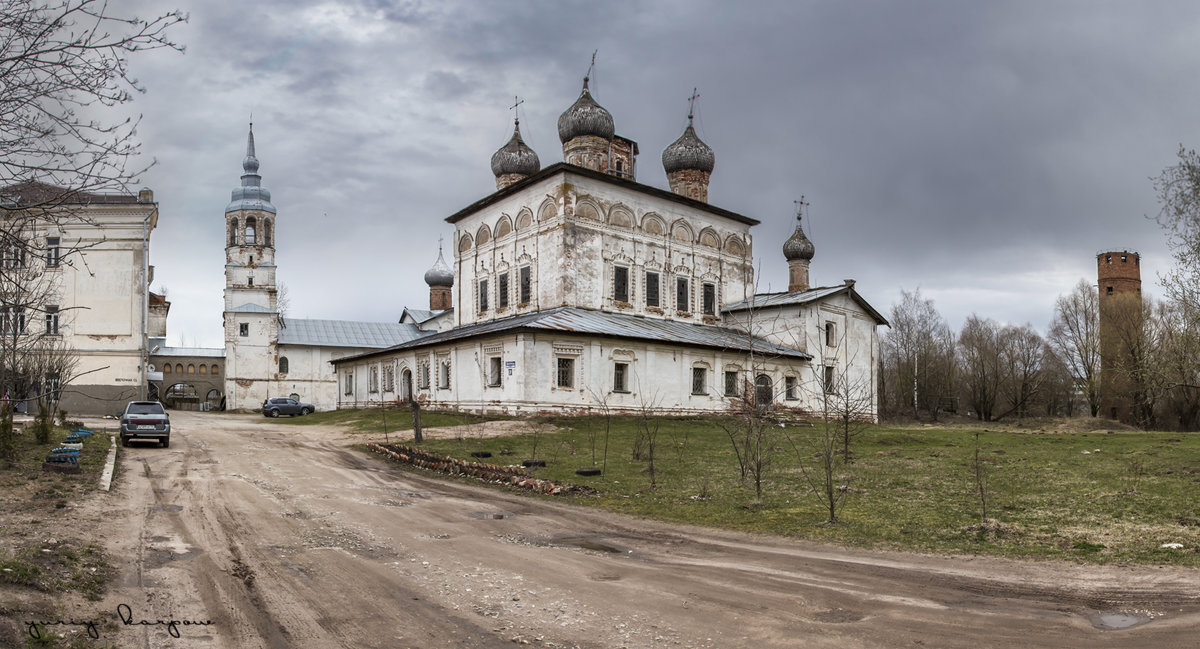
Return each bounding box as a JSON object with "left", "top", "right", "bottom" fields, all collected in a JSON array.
[
  {"left": 424, "top": 245, "right": 454, "bottom": 287},
  {"left": 662, "top": 120, "right": 715, "bottom": 173},
  {"left": 557, "top": 77, "right": 614, "bottom": 143},
  {"left": 490, "top": 119, "right": 540, "bottom": 177},
  {"left": 226, "top": 123, "right": 276, "bottom": 214},
  {"left": 783, "top": 216, "right": 815, "bottom": 261}
]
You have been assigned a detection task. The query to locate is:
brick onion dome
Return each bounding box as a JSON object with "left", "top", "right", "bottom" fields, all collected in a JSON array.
[
  {"left": 783, "top": 216, "right": 815, "bottom": 261},
  {"left": 557, "top": 77, "right": 614, "bottom": 143},
  {"left": 490, "top": 118, "right": 540, "bottom": 177}
]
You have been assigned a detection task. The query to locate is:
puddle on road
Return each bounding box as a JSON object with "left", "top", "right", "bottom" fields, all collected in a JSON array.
[
  {"left": 551, "top": 535, "right": 625, "bottom": 554},
  {"left": 470, "top": 511, "right": 513, "bottom": 520},
  {"left": 1089, "top": 611, "right": 1153, "bottom": 630}
]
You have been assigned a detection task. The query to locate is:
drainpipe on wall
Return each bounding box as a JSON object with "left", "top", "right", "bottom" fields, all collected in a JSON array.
[{"left": 139, "top": 201, "right": 155, "bottom": 401}]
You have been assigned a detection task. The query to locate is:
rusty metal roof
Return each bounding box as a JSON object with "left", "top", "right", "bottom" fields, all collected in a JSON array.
[{"left": 333, "top": 307, "right": 810, "bottom": 364}]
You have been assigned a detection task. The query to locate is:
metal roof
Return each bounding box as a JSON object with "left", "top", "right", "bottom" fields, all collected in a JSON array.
[
  {"left": 334, "top": 307, "right": 810, "bottom": 364},
  {"left": 278, "top": 318, "right": 429, "bottom": 348},
  {"left": 401, "top": 308, "right": 449, "bottom": 324},
  {"left": 722, "top": 285, "right": 889, "bottom": 325}
]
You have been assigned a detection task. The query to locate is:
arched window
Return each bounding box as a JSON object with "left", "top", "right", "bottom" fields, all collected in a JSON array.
[
  {"left": 245, "top": 216, "right": 257, "bottom": 245},
  {"left": 211, "top": 364, "right": 219, "bottom": 375},
  {"left": 163, "top": 364, "right": 172, "bottom": 374},
  {"left": 187, "top": 364, "right": 196, "bottom": 375},
  {"left": 279, "top": 356, "right": 289, "bottom": 373},
  {"left": 199, "top": 364, "right": 208, "bottom": 375},
  {"left": 175, "top": 363, "right": 184, "bottom": 374},
  {"left": 264, "top": 219, "right": 272, "bottom": 247},
  {"left": 755, "top": 374, "right": 773, "bottom": 406},
  {"left": 229, "top": 218, "right": 238, "bottom": 246}
]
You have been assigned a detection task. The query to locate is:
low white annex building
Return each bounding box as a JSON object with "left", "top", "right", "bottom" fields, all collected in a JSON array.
[{"left": 329, "top": 79, "right": 888, "bottom": 418}]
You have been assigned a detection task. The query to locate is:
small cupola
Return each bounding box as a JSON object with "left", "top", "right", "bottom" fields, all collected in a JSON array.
[
  {"left": 424, "top": 243, "right": 454, "bottom": 311},
  {"left": 558, "top": 76, "right": 615, "bottom": 172},
  {"left": 783, "top": 201, "right": 816, "bottom": 292},
  {"left": 490, "top": 117, "right": 540, "bottom": 190},
  {"left": 662, "top": 91, "right": 715, "bottom": 202}
]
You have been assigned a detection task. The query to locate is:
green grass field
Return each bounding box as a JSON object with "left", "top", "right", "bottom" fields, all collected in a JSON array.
[{"left": 291, "top": 408, "right": 1200, "bottom": 565}]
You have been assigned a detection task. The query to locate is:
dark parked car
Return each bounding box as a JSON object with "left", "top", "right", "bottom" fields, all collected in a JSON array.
[
  {"left": 120, "top": 401, "right": 171, "bottom": 447},
  {"left": 262, "top": 397, "right": 315, "bottom": 417}
]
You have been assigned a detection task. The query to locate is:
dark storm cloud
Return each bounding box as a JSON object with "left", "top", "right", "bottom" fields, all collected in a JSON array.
[{"left": 122, "top": 0, "right": 1198, "bottom": 345}]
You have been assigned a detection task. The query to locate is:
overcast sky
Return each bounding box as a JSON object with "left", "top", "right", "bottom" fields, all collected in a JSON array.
[{"left": 118, "top": 0, "right": 1196, "bottom": 348}]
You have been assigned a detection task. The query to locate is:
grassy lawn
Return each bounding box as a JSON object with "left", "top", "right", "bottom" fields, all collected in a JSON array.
[{"left": 332, "top": 407, "right": 1200, "bottom": 566}]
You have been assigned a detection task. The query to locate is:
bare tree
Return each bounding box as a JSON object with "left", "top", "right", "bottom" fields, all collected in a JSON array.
[
  {"left": 1048, "top": 280, "right": 1101, "bottom": 416},
  {"left": 958, "top": 315, "right": 1003, "bottom": 421},
  {"left": 1100, "top": 293, "right": 1159, "bottom": 428},
  {"left": 996, "top": 323, "right": 1046, "bottom": 420},
  {"left": 881, "top": 289, "right": 956, "bottom": 419},
  {"left": 1153, "top": 146, "right": 1200, "bottom": 317}
]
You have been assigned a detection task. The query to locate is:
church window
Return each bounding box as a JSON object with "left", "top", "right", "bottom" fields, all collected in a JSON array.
[
  {"left": 245, "top": 217, "right": 257, "bottom": 245},
  {"left": 756, "top": 374, "right": 774, "bottom": 404},
  {"left": 702, "top": 283, "right": 716, "bottom": 315},
  {"left": 676, "top": 277, "right": 690, "bottom": 313},
  {"left": 823, "top": 366, "right": 836, "bottom": 394},
  {"left": 439, "top": 360, "right": 451, "bottom": 389},
  {"left": 645, "top": 272, "right": 660, "bottom": 307},
  {"left": 613, "top": 362, "right": 628, "bottom": 392},
  {"left": 264, "top": 219, "right": 272, "bottom": 247},
  {"left": 384, "top": 364, "right": 394, "bottom": 392},
  {"left": 248, "top": 276, "right": 254, "bottom": 287},
  {"left": 519, "top": 266, "right": 531, "bottom": 304},
  {"left": 691, "top": 367, "right": 707, "bottom": 395},
  {"left": 785, "top": 376, "right": 798, "bottom": 400},
  {"left": 239, "top": 322, "right": 249, "bottom": 336},
  {"left": 1106, "top": 286, "right": 1113, "bottom": 295},
  {"left": 279, "top": 357, "right": 289, "bottom": 374},
  {"left": 498, "top": 273, "right": 509, "bottom": 309},
  {"left": 344, "top": 373, "right": 353, "bottom": 395},
  {"left": 825, "top": 321, "right": 837, "bottom": 347},
  {"left": 417, "top": 361, "right": 430, "bottom": 389},
  {"left": 369, "top": 366, "right": 379, "bottom": 393},
  {"left": 44, "top": 306, "right": 58, "bottom": 335},
  {"left": 45, "top": 237, "right": 60, "bottom": 268},
  {"left": 556, "top": 357, "right": 575, "bottom": 389},
  {"left": 725, "top": 370, "right": 740, "bottom": 397},
  {"left": 488, "top": 357, "right": 502, "bottom": 387},
  {"left": 478, "top": 279, "right": 489, "bottom": 312},
  {"left": 613, "top": 266, "right": 629, "bottom": 303},
  {"left": 229, "top": 219, "right": 238, "bottom": 246}
]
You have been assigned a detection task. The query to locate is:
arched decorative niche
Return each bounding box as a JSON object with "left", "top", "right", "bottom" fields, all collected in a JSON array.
[
  {"left": 698, "top": 228, "right": 720, "bottom": 248},
  {"left": 577, "top": 199, "right": 601, "bottom": 222},
  {"left": 538, "top": 199, "right": 557, "bottom": 222},
  {"left": 641, "top": 213, "right": 666, "bottom": 235},
  {"left": 724, "top": 235, "right": 746, "bottom": 256},
  {"left": 495, "top": 215, "right": 513, "bottom": 239},
  {"left": 458, "top": 232, "right": 474, "bottom": 252},
  {"left": 516, "top": 208, "right": 533, "bottom": 230},
  {"left": 475, "top": 224, "right": 491, "bottom": 246},
  {"left": 671, "top": 220, "right": 694, "bottom": 243},
  {"left": 609, "top": 205, "right": 634, "bottom": 228}
]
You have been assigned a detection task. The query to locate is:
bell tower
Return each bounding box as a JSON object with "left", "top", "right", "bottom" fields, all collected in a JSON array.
[{"left": 223, "top": 124, "right": 280, "bottom": 410}]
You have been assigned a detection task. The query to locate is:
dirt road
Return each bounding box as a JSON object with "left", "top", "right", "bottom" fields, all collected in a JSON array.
[{"left": 78, "top": 412, "right": 1200, "bottom": 648}]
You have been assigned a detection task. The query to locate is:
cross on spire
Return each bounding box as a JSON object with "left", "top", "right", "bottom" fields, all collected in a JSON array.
[
  {"left": 584, "top": 49, "right": 598, "bottom": 89},
  {"left": 688, "top": 88, "right": 700, "bottom": 122},
  {"left": 509, "top": 96, "right": 524, "bottom": 126},
  {"left": 794, "top": 196, "right": 809, "bottom": 222}
]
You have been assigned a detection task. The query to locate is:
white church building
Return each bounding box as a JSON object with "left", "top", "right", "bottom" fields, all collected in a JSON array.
[{"left": 328, "top": 78, "right": 888, "bottom": 418}]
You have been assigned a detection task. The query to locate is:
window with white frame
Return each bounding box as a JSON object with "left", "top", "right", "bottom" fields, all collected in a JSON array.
[
  {"left": 724, "top": 370, "right": 739, "bottom": 397},
  {"left": 519, "top": 266, "right": 532, "bottom": 304},
  {"left": 2, "top": 241, "right": 25, "bottom": 269},
  {"left": 823, "top": 365, "right": 836, "bottom": 394},
  {"left": 44, "top": 373, "right": 60, "bottom": 401},
  {"left": 702, "top": 283, "right": 716, "bottom": 316},
  {"left": 45, "top": 237, "right": 60, "bottom": 268},
  {"left": 278, "top": 356, "right": 289, "bottom": 373},
  {"left": 239, "top": 322, "right": 249, "bottom": 336},
  {"left": 369, "top": 366, "right": 379, "bottom": 393},
  {"left": 343, "top": 372, "right": 354, "bottom": 395},
  {"left": 478, "top": 279, "right": 489, "bottom": 312},
  {"left": 498, "top": 272, "right": 510, "bottom": 309},
  {"left": 613, "top": 265, "right": 629, "bottom": 303},
  {"left": 825, "top": 321, "right": 837, "bottom": 347},
  {"left": 645, "top": 271, "right": 660, "bottom": 307},
  {"left": 488, "top": 357, "right": 502, "bottom": 387},
  {"left": 384, "top": 364, "right": 395, "bottom": 392},
  {"left": 785, "top": 376, "right": 798, "bottom": 400},
  {"left": 44, "top": 306, "right": 59, "bottom": 335},
  {"left": 556, "top": 357, "right": 575, "bottom": 389},
  {"left": 2, "top": 305, "right": 25, "bottom": 335},
  {"left": 691, "top": 367, "right": 707, "bottom": 395},
  {"left": 418, "top": 361, "right": 430, "bottom": 389},
  {"left": 439, "top": 360, "right": 451, "bottom": 389},
  {"left": 676, "top": 277, "right": 690, "bottom": 312},
  {"left": 613, "top": 362, "right": 629, "bottom": 392}
]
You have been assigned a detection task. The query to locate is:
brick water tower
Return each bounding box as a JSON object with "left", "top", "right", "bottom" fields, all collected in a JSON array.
[{"left": 1097, "top": 250, "right": 1141, "bottom": 424}]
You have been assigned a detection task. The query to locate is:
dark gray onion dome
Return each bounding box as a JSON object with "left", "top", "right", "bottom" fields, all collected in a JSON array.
[
  {"left": 662, "top": 123, "right": 715, "bottom": 173},
  {"left": 557, "top": 78, "right": 614, "bottom": 143},
  {"left": 424, "top": 247, "right": 454, "bottom": 287},
  {"left": 783, "top": 218, "right": 815, "bottom": 261},
  {"left": 490, "top": 120, "right": 540, "bottom": 177}
]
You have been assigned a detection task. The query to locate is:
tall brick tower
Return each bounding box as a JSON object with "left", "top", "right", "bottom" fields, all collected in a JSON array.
[{"left": 1097, "top": 250, "right": 1141, "bottom": 424}]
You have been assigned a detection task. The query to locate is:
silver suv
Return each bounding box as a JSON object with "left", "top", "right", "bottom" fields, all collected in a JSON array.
[{"left": 120, "top": 401, "right": 171, "bottom": 447}]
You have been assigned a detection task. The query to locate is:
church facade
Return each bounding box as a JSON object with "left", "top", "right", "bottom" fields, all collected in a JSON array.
[{"left": 329, "top": 79, "right": 887, "bottom": 418}]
